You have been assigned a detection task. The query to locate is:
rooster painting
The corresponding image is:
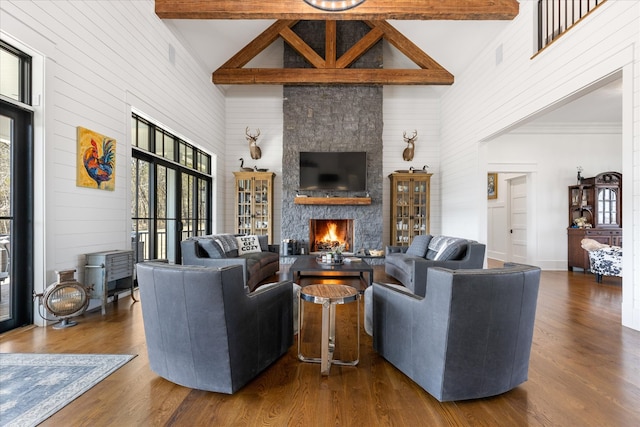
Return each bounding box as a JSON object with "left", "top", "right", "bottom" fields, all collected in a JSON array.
[{"left": 77, "top": 127, "right": 116, "bottom": 191}]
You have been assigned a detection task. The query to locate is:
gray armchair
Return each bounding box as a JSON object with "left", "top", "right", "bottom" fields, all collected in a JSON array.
[
  {"left": 136, "top": 262, "right": 293, "bottom": 394},
  {"left": 368, "top": 263, "right": 541, "bottom": 402}
]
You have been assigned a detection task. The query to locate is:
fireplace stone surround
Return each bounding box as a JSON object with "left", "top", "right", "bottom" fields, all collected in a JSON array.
[{"left": 280, "top": 21, "right": 384, "bottom": 257}]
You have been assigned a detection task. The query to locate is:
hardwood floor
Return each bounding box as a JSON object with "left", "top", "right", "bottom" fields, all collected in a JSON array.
[{"left": 1, "top": 265, "right": 639, "bottom": 426}]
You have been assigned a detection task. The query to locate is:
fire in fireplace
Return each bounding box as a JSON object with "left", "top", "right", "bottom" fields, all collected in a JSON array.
[{"left": 309, "top": 219, "right": 354, "bottom": 253}]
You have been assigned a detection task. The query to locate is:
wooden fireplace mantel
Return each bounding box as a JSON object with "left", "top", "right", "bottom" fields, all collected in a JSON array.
[{"left": 294, "top": 196, "right": 371, "bottom": 206}]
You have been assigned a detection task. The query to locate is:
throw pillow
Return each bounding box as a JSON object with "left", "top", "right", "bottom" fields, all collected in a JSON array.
[
  {"left": 434, "top": 239, "right": 467, "bottom": 261},
  {"left": 580, "top": 238, "right": 609, "bottom": 251},
  {"left": 405, "top": 235, "right": 431, "bottom": 257},
  {"left": 216, "top": 234, "right": 239, "bottom": 254},
  {"left": 199, "top": 239, "right": 226, "bottom": 259},
  {"left": 257, "top": 235, "right": 269, "bottom": 252},
  {"left": 236, "top": 235, "right": 262, "bottom": 255}
]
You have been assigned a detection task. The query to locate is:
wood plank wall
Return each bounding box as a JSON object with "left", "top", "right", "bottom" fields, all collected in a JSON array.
[{"left": 1, "top": 0, "right": 227, "bottom": 292}]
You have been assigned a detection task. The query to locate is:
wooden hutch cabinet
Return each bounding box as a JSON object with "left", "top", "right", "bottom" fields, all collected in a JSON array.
[
  {"left": 233, "top": 171, "right": 275, "bottom": 243},
  {"left": 389, "top": 172, "right": 432, "bottom": 246},
  {"left": 567, "top": 171, "right": 622, "bottom": 271}
]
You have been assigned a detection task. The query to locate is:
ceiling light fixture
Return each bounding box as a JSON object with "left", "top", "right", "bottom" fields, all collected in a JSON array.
[{"left": 304, "top": 0, "right": 366, "bottom": 11}]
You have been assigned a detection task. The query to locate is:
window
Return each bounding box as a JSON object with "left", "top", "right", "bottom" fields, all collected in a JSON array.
[
  {"left": 0, "top": 40, "right": 31, "bottom": 104},
  {"left": 131, "top": 113, "right": 212, "bottom": 263}
]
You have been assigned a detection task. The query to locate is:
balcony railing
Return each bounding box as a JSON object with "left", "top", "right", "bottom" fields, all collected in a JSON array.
[{"left": 538, "top": 0, "right": 606, "bottom": 51}]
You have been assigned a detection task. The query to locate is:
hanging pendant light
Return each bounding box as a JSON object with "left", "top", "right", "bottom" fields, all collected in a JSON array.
[{"left": 304, "top": 0, "right": 366, "bottom": 11}]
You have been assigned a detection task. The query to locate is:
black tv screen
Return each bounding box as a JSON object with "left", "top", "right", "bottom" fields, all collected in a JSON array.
[{"left": 299, "top": 152, "right": 367, "bottom": 191}]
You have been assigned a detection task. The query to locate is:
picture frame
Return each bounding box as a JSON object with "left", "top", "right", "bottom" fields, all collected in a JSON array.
[
  {"left": 77, "top": 127, "right": 116, "bottom": 191},
  {"left": 487, "top": 173, "right": 498, "bottom": 200}
]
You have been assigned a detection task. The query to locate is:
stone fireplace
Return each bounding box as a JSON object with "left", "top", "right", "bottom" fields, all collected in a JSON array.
[
  {"left": 280, "top": 21, "right": 384, "bottom": 257},
  {"left": 310, "top": 219, "right": 354, "bottom": 253}
]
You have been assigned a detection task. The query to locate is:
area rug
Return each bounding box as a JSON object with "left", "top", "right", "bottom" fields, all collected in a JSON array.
[{"left": 0, "top": 353, "right": 135, "bottom": 427}]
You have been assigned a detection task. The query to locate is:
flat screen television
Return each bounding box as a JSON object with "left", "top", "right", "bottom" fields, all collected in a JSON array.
[{"left": 299, "top": 151, "right": 367, "bottom": 191}]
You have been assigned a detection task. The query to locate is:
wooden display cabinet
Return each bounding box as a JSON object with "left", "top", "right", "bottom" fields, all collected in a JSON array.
[
  {"left": 389, "top": 172, "right": 431, "bottom": 246},
  {"left": 567, "top": 171, "right": 622, "bottom": 271},
  {"left": 233, "top": 171, "right": 275, "bottom": 243}
]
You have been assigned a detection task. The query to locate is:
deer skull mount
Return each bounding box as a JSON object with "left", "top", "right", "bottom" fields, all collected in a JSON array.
[
  {"left": 245, "top": 127, "right": 262, "bottom": 160},
  {"left": 402, "top": 130, "right": 418, "bottom": 161}
]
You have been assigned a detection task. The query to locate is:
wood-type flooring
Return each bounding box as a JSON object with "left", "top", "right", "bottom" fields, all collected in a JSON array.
[{"left": 1, "top": 263, "right": 638, "bottom": 426}]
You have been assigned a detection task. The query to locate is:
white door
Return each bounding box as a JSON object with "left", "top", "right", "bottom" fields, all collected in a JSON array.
[{"left": 508, "top": 176, "right": 527, "bottom": 263}]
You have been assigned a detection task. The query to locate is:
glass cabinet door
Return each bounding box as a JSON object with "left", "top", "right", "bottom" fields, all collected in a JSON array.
[
  {"left": 253, "top": 177, "right": 269, "bottom": 236},
  {"left": 395, "top": 179, "right": 411, "bottom": 244},
  {"left": 597, "top": 187, "right": 618, "bottom": 226},
  {"left": 412, "top": 179, "right": 428, "bottom": 237},
  {"left": 237, "top": 178, "right": 252, "bottom": 235}
]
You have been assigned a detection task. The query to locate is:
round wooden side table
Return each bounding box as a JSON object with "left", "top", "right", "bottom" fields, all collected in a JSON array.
[{"left": 297, "top": 284, "right": 360, "bottom": 375}]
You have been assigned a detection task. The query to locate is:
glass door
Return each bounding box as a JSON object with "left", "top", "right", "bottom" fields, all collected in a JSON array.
[
  {"left": 0, "top": 102, "right": 33, "bottom": 332},
  {"left": 131, "top": 114, "right": 211, "bottom": 264}
]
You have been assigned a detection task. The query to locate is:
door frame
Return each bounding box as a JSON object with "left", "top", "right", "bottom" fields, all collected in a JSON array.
[
  {"left": 0, "top": 100, "right": 34, "bottom": 332},
  {"left": 485, "top": 165, "right": 538, "bottom": 267}
]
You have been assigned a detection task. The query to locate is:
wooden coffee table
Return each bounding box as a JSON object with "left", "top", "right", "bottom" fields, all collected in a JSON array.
[
  {"left": 289, "top": 255, "right": 373, "bottom": 289},
  {"left": 297, "top": 284, "right": 360, "bottom": 375}
]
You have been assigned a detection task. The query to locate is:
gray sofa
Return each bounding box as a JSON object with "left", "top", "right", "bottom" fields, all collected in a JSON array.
[
  {"left": 136, "top": 262, "right": 293, "bottom": 394},
  {"left": 367, "top": 263, "right": 541, "bottom": 402},
  {"left": 181, "top": 234, "right": 279, "bottom": 292},
  {"left": 385, "top": 235, "right": 486, "bottom": 296}
]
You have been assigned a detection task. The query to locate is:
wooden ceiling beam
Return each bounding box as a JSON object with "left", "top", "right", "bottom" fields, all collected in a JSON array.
[
  {"left": 325, "top": 21, "right": 337, "bottom": 68},
  {"left": 212, "top": 68, "right": 455, "bottom": 85},
  {"left": 156, "top": 0, "right": 519, "bottom": 21},
  {"left": 280, "top": 26, "right": 326, "bottom": 68},
  {"left": 365, "top": 20, "right": 445, "bottom": 70},
  {"left": 213, "top": 19, "right": 455, "bottom": 85},
  {"left": 336, "top": 26, "right": 384, "bottom": 69},
  {"left": 219, "top": 19, "right": 298, "bottom": 69}
]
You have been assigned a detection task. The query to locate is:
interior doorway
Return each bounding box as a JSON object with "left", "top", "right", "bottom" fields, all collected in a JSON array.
[
  {"left": 507, "top": 175, "right": 528, "bottom": 264},
  {"left": 486, "top": 172, "right": 532, "bottom": 265}
]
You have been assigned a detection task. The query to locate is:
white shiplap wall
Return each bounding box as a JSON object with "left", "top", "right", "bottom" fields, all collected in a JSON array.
[
  {"left": 440, "top": 1, "right": 640, "bottom": 330},
  {"left": 223, "top": 86, "right": 284, "bottom": 244},
  {"left": 1, "top": 1, "right": 226, "bottom": 320},
  {"left": 382, "top": 85, "right": 442, "bottom": 244}
]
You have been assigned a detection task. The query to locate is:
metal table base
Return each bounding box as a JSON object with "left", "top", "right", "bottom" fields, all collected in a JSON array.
[{"left": 297, "top": 284, "right": 360, "bottom": 375}]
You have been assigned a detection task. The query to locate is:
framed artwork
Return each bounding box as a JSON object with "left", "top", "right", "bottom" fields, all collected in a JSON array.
[
  {"left": 77, "top": 127, "right": 116, "bottom": 191},
  {"left": 487, "top": 173, "right": 497, "bottom": 200}
]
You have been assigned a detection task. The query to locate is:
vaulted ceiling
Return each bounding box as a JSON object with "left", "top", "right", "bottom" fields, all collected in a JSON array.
[
  {"left": 155, "top": 0, "right": 519, "bottom": 85},
  {"left": 156, "top": 1, "right": 622, "bottom": 126}
]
